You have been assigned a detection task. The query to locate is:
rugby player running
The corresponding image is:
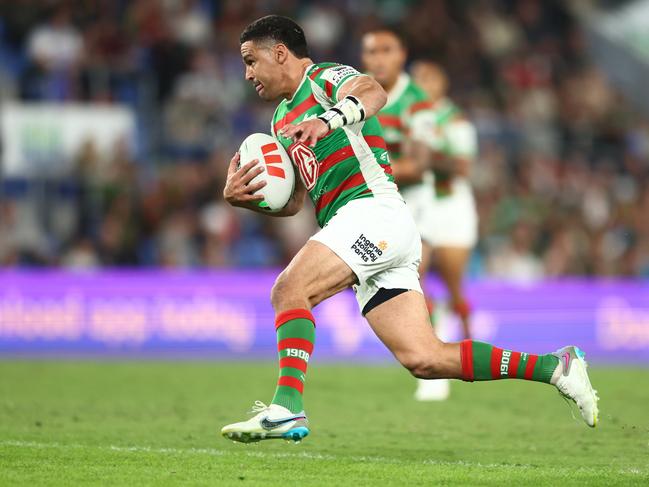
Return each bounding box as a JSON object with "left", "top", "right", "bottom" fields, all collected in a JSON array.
[{"left": 221, "top": 15, "right": 598, "bottom": 443}]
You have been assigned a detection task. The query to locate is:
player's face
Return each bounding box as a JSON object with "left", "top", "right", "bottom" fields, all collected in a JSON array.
[
  {"left": 241, "top": 41, "right": 282, "bottom": 101},
  {"left": 411, "top": 62, "right": 447, "bottom": 101},
  {"left": 361, "top": 32, "right": 406, "bottom": 88}
]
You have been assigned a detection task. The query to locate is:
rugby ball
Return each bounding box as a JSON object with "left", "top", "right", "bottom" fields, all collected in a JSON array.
[{"left": 238, "top": 133, "right": 295, "bottom": 212}]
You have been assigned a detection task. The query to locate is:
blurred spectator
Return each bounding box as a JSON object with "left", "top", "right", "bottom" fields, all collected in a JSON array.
[
  {"left": 487, "top": 220, "right": 545, "bottom": 281},
  {"left": 27, "top": 6, "right": 83, "bottom": 70},
  {"left": 21, "top": 5, "right": 84, "bottom": 100}
]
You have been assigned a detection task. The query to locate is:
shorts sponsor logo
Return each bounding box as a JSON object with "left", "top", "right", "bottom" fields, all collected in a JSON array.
[{"left": 351, "top": 234, "right": 384, "bottom": 263}]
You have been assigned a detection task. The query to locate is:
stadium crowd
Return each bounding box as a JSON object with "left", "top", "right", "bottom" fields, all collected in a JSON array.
[{"left": 0, "top": 0, "right": 648, "bottom": 277}]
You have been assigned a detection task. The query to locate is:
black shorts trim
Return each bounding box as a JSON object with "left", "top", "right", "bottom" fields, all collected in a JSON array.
[{"left": 362, "top": 288, "right": 409, "bottom": 316}]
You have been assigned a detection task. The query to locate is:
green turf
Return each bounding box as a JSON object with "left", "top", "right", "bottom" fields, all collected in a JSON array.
[{"left": 0, "top": 361, "right": 647, "bottom": 486}]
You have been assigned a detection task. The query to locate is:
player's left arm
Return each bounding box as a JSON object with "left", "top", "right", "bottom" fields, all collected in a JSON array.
[{"left": 280, "top": 68, "right": 387, "bottom": 147}]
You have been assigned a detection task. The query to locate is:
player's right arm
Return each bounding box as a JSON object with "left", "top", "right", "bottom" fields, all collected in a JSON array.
[{"left": 223, "top": 152, "right": 306, "bottom": 217}]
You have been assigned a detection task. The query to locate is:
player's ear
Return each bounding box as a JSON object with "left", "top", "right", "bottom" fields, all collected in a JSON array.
[{"left": 275, "top": 43, "right": 289, "bottom": 64}]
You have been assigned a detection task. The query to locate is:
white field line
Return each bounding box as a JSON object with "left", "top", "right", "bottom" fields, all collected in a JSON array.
[{"left": 0, "top": 440, "right": 646, "bottom": 475}]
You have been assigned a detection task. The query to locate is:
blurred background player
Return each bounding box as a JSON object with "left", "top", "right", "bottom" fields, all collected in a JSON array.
[
  {"left": 407, "top": 60, "right": 480, "bottom": 400},
  {"left": 361, "top": 28, "right": 435, "bottom": 256},
  {"left": 361, "top": 28, "right": 446, "bottom": 401},
  {"left": 361, "top": 28, "right": 463, "bottom": 401}
]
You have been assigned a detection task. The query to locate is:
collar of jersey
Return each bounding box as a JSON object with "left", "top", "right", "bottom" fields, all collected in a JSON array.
[
  {"left": 285, "top": 64, "right": 315, "bottom": 104},
  {"left": 385, "top": 72, "right": 410, "bottom": 108}
]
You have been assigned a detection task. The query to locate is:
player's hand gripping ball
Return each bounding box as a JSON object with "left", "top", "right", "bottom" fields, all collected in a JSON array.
[{"left": 224, "top": 133, "right": 295, "bottom": 212}]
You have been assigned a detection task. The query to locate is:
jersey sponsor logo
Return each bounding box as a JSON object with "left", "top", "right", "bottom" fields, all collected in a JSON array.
[
  {"left": 285, "top": 348, "right": 310, "bottom": 362},
  {"left": 290, "top": 143, "right": 318, "bottom": 190},
  {"left": 351, "top": 234, "right": 384, "bottom": 263},
  {"left": 261, "top": 142, "right": 286, "bottom": 179},
  {"left": 500, "top": 350, "right": 512, "bottom": 376},
  {"left": 322, "top": 65, "right": 360, "bottom": 86}
]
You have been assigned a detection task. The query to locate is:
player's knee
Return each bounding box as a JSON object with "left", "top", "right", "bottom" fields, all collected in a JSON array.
[
  {"left": 398, "top": 351, "right": 444, "bottom": 379},
  {"left": 270, "top": 272, "right": 306, "bottom": 311},
  {"left": 270, "top": 273, "right": 289, "bottom": 310}
]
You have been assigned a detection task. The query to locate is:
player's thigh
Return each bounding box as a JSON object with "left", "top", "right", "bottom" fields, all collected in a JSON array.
[
  {"left": 365, "top": 290, "right": 461, "bottom": 376},
  {"left": 272, "top": 240, "right": 356, "bottom": 311},
  {"left": 365, "top": 290, "right": 441, "bottom": 361}
]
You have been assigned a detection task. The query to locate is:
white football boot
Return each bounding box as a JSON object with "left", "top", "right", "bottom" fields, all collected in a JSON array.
[
  {"left": 221, "top": 401, "right": 309, "bottom": 443},
  {"left": 414, "top": 378, "right": 450, "bottom": 401},
  {"left": 551, "top": 346, "right": 599, "bottom": 427}
]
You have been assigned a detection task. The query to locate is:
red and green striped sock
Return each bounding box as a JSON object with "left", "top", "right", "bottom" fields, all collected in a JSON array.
[
  {"left": 270, "top": 309, "right": 315, "bottom": 413},
  {"left": 460, "top": 340, "right": 559, "bottom": 384}
]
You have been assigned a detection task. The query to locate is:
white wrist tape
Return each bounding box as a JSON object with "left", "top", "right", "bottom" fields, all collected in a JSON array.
[{"left": 318, "top": 95, "right": 366, "bottom": 130}]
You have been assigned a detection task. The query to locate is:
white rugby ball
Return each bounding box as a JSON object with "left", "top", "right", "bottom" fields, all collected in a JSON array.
[{"left": 238, "top": 133, "right": 295, "bottom": 212}]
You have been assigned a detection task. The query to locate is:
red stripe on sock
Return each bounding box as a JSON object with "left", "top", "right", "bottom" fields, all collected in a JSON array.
[
  {"left": 460, "top": 339, "right": 474, "bottom": 381},
  {"left": 490, "top": 347, "right": 503, "bottom": 379},
  {"left": 277, "top": 338, "right": 314, "bottom": 355},
  {"left": 279, "top": 356, "right": 308, "bottom": 373},
  {"left": 277, "top": 375, "right": 304, "bottom": 394},
  {"left": 524, "top": 355, "right": 538, "bottom": 380},
  {"left": 275, "top": 309, "right": 315, "bottom": 329},
  {"left": 508, "top": 351, "right": 522, "bottom": 378}
]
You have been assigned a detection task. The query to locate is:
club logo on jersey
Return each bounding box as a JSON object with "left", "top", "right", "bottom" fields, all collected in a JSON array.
[
  {"left": 290, "top": 143, "right": 318, "bottom": 190},
  {"left": 351, "top": 234, "right": 384, "bottom": 263},
  {"left": 500, "top": 350, "right": 512, "bottom": 376},
  {"left": 260, "top": 142, "right": 286, "bottom": 179}
]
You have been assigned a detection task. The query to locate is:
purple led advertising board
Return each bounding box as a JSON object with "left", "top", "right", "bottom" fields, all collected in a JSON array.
[{"left": 0, "top": 271, "right": 648, "bottom": 364}]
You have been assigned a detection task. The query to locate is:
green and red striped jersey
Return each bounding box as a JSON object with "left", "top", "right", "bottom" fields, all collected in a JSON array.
[
  {"left": 376, "top": 73, "right": 428, "bottom": 160},
  {"left": 272, "top": 63, "right": 399, "bottom": 228}
]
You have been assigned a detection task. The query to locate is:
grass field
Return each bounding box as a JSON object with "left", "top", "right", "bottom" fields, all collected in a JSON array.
[{"left": 0, "top": 361, "right": 648, "bottom": 486}]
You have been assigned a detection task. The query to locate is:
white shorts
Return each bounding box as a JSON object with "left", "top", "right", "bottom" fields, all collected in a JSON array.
[
  {"left": 310, "top": 196, "right": 423, "bottom": 313},
  {"left": 421, "top": 179, "right": 478, "bottom": 248}
]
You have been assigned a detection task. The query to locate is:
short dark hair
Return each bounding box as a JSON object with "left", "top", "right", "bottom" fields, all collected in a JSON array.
[
  {"left": 240, "top": 15, "right": 309, "bottom": 59},
  {"left": 362, "top": 25, "right": 407, "bottom": 48}
]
